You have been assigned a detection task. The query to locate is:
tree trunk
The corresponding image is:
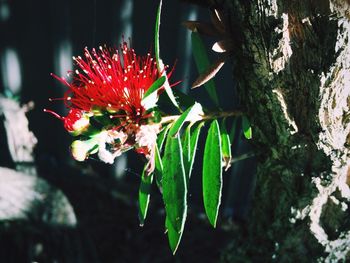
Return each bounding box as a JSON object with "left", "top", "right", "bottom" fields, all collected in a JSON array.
[{"left": 220, "top": 0, "right": 350, "bottom": 261}]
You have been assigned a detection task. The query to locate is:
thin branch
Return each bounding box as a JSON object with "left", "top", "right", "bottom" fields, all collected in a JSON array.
[
  {"left": 160, "top": 110, "right": 243, "bottom": 124},
  {"left": 230, "top": 151, "right": 256, "bottom": 164}
]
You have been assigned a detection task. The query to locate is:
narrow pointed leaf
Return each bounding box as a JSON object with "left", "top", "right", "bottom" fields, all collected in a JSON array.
[
  {"left": 168, "top": 105, "right": 194, "bottom": 138},
  {"left": 154, "top": 143, "right": 163, "bottom": 188},
  {"left": 173, "top": 89, "right": 196, "bottom": 108},
  {"left": 154, "top": 0, "right": 179, "bottom": 109},
  {"left": 192, "top": 56, "right": 225, "bottom": 89},
  {"left": 191, "top": 32, "right": 219, "bottom": 106},
  {"left": 165, "top": 217, "right": 183, "bottom": 254},
  {"left": 220, "top": 119, "right": 232, "bottom": 171},
  {"left": 182, "top": 127, "right": 191, "bottom": 177},
  {"left": 162, "top": 133, "right": 187, "bottom": 234},
  {"left": 161, "top": 65, "right": 180, "bottom": 110},
  {"left": 190, "top": 122, "right": 204, "bottom": 161},
  {"left": 182, "top": 122, "right": 204, "bottom": 181},
  {"left": 242, "top": 116, "right": 252, "bottom": 139},
  {"left": 142, "top": 76, "right": 166, "bottom": 100},
  {"left": 154, "top": 0, "right": 162, "bottom": 70},
  {"left": 168, "top": 103, "right": 203, "bottom": 138},
  {"left": 157, "top": 124, "right": 171, "bottom": 151},
  {"left": 203, "top": 120, "right": 222, "bottom": 227},
  {"left": 138, "top": 168, "right": 154, "bottom": 226}
]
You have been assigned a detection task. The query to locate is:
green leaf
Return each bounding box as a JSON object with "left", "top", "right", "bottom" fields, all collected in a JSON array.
[
  {"left": 168, "top": 102, "right": 203, "bottom": 138},
  {"left": 138, "top": 168, "right": 154, "bottom": 226},
  {"left": 191, "top": 31, "right": 219, "bottom": 106},
  {"left": 165, "top": 217, "right": 183, "bottom": 254},
  {"left": 182, "top": 122, "right": 204, "bottom": 182},
  {"left": 242, "top": 116, "right": 252, "bottom": 139},
  {"left": 168, "top": 104, "right": 193, "bottom": 137},
  {"left": 203, "top": 120, "right": 222, "bottom": 227},
  {"left": 162, "top": 133, "right": 187, "bottom": 236},
  {"left": 154, "top": 0, "right": 179, "bottom": 110},
  {"left": 157, "top": 124, "right": 171, "bottom": 151},
  {"left": 154, "top": 143, "right": 163, "bottom": 188},
  {"left": 163, "top": 77, "right": 180, "bottom": 111},
  {"left": 220, "top": 119, "right": 232, "bottom": 171},
  {"left": 173, "top": 89, "right": 196, "bottom": 109},
  {"left": 182, "top": 127, "right": 191, "bottom": 177},
  {"left": 190, "top": 123, "right": 204, "bottom": 161},
  {"left": 155, "top": 0, "right": 162, "bottom": 71},
  {"left": 142, "top": 76, "right": 166, "bottom": 100}
]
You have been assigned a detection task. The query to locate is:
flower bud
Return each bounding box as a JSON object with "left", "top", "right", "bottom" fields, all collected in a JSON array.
[
  {"left": 70, "top": 138, "right": 97, "bottom": 161},
  {"left": 64, "top": 109, "right": 90, "bottom": 136}
]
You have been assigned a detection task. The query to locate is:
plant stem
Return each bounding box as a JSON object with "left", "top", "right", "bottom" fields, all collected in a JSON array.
[
  {"left": 230, "top": 151, "right": 256, "bottom": 164},
  {"left": 160, "top": 110, "right": 243, "bottom": 124}
]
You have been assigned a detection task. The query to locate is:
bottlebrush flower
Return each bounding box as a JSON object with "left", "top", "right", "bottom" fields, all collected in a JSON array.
[
  {"left": 47, "top": 41, "right": 178, "bottom": 167},
  {"left": 51, "top": 42, "right": 174, "bottom": 123}
]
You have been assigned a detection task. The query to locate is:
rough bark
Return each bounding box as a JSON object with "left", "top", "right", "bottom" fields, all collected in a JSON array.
[{"left": 219, "top": 0, "right": 350, "bottom": 261}]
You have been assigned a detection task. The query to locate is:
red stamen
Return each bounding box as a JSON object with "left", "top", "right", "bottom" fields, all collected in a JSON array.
[{"left": 43, "top": 109, "right": 64, "bottom": 120}]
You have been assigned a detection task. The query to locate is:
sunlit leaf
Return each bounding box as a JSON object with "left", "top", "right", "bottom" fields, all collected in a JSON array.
[
  {"left": 182, "top": 122, "right": 204, "bottom": 182},
  {"left": 157, "top": 124, "right": 171, "bottom": 151},
  {"left": 168, "top": 105, "right": 193, "bottom": 138},
  {"left": 154, "top": 0, "right": 179, "bottom": 109},
  {"left": 154, "top": 0, "right": 162, "bottom": 70},
  {"left": 138, "top": 168, "right": 154, "bottom": 226},
  {"left": 165, "top": 217, "right": 183, "bottom": 254},
  {"left": 242, "top": 115, "right": 252, "bottom": 139},
  {"left": 142, "top": 76, "right": 166, "bottom": 100},
  {"left": 203, "top": 120, "right": 222, "bottom": 227},
  {"left": 154, "top": 143, "right": 163, "bottom": 188},
  {"left": 189, "top": 123, "right": 204, "bottom": 161},
  {"left": 162, "top": 133, "right": 187, "bottom": 236},
  {"left": 173, "top": 89, "right": 196, "bottom": 109},
  {"left": 191, "top": 31, "right": 219, "bottom": 106},
  {"left": 182, "top": 127, "right": 191, "bottom": 175},
  {"left": 168, "top": 103, "right": 203, "bottom": 138},
  {"left": 162, "top": 73, "right": 180, "bottom": 110},
  {"left": 220, "top": 119, "right": 232, "bottom": 171}
]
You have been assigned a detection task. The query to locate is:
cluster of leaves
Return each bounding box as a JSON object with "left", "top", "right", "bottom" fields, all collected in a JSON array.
[
  {"left": 137, "top": 0, "right": 253, "bottom": 253},
  {"left": 45, "top": 0, "right": 253, "bottom": 254}
]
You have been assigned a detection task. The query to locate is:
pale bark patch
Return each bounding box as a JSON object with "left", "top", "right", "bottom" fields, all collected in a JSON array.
[
  {"left": 291, "top": 12, "right": 350, "bottom": 261},
  {"left": 268, "top": 13, "right": 293, "bottom": 74}
]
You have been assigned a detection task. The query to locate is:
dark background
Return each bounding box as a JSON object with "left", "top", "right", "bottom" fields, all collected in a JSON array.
[{"left": 0, "top": 0, "right": 256, "bottom": 262}]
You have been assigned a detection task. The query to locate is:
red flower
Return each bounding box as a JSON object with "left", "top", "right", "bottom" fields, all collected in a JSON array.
[
  {"left": 46, "top": 41, "right": 178, "bottom": 165},
  {"left": 51, "top": 42, "right": 174, "bottom": 124}
]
